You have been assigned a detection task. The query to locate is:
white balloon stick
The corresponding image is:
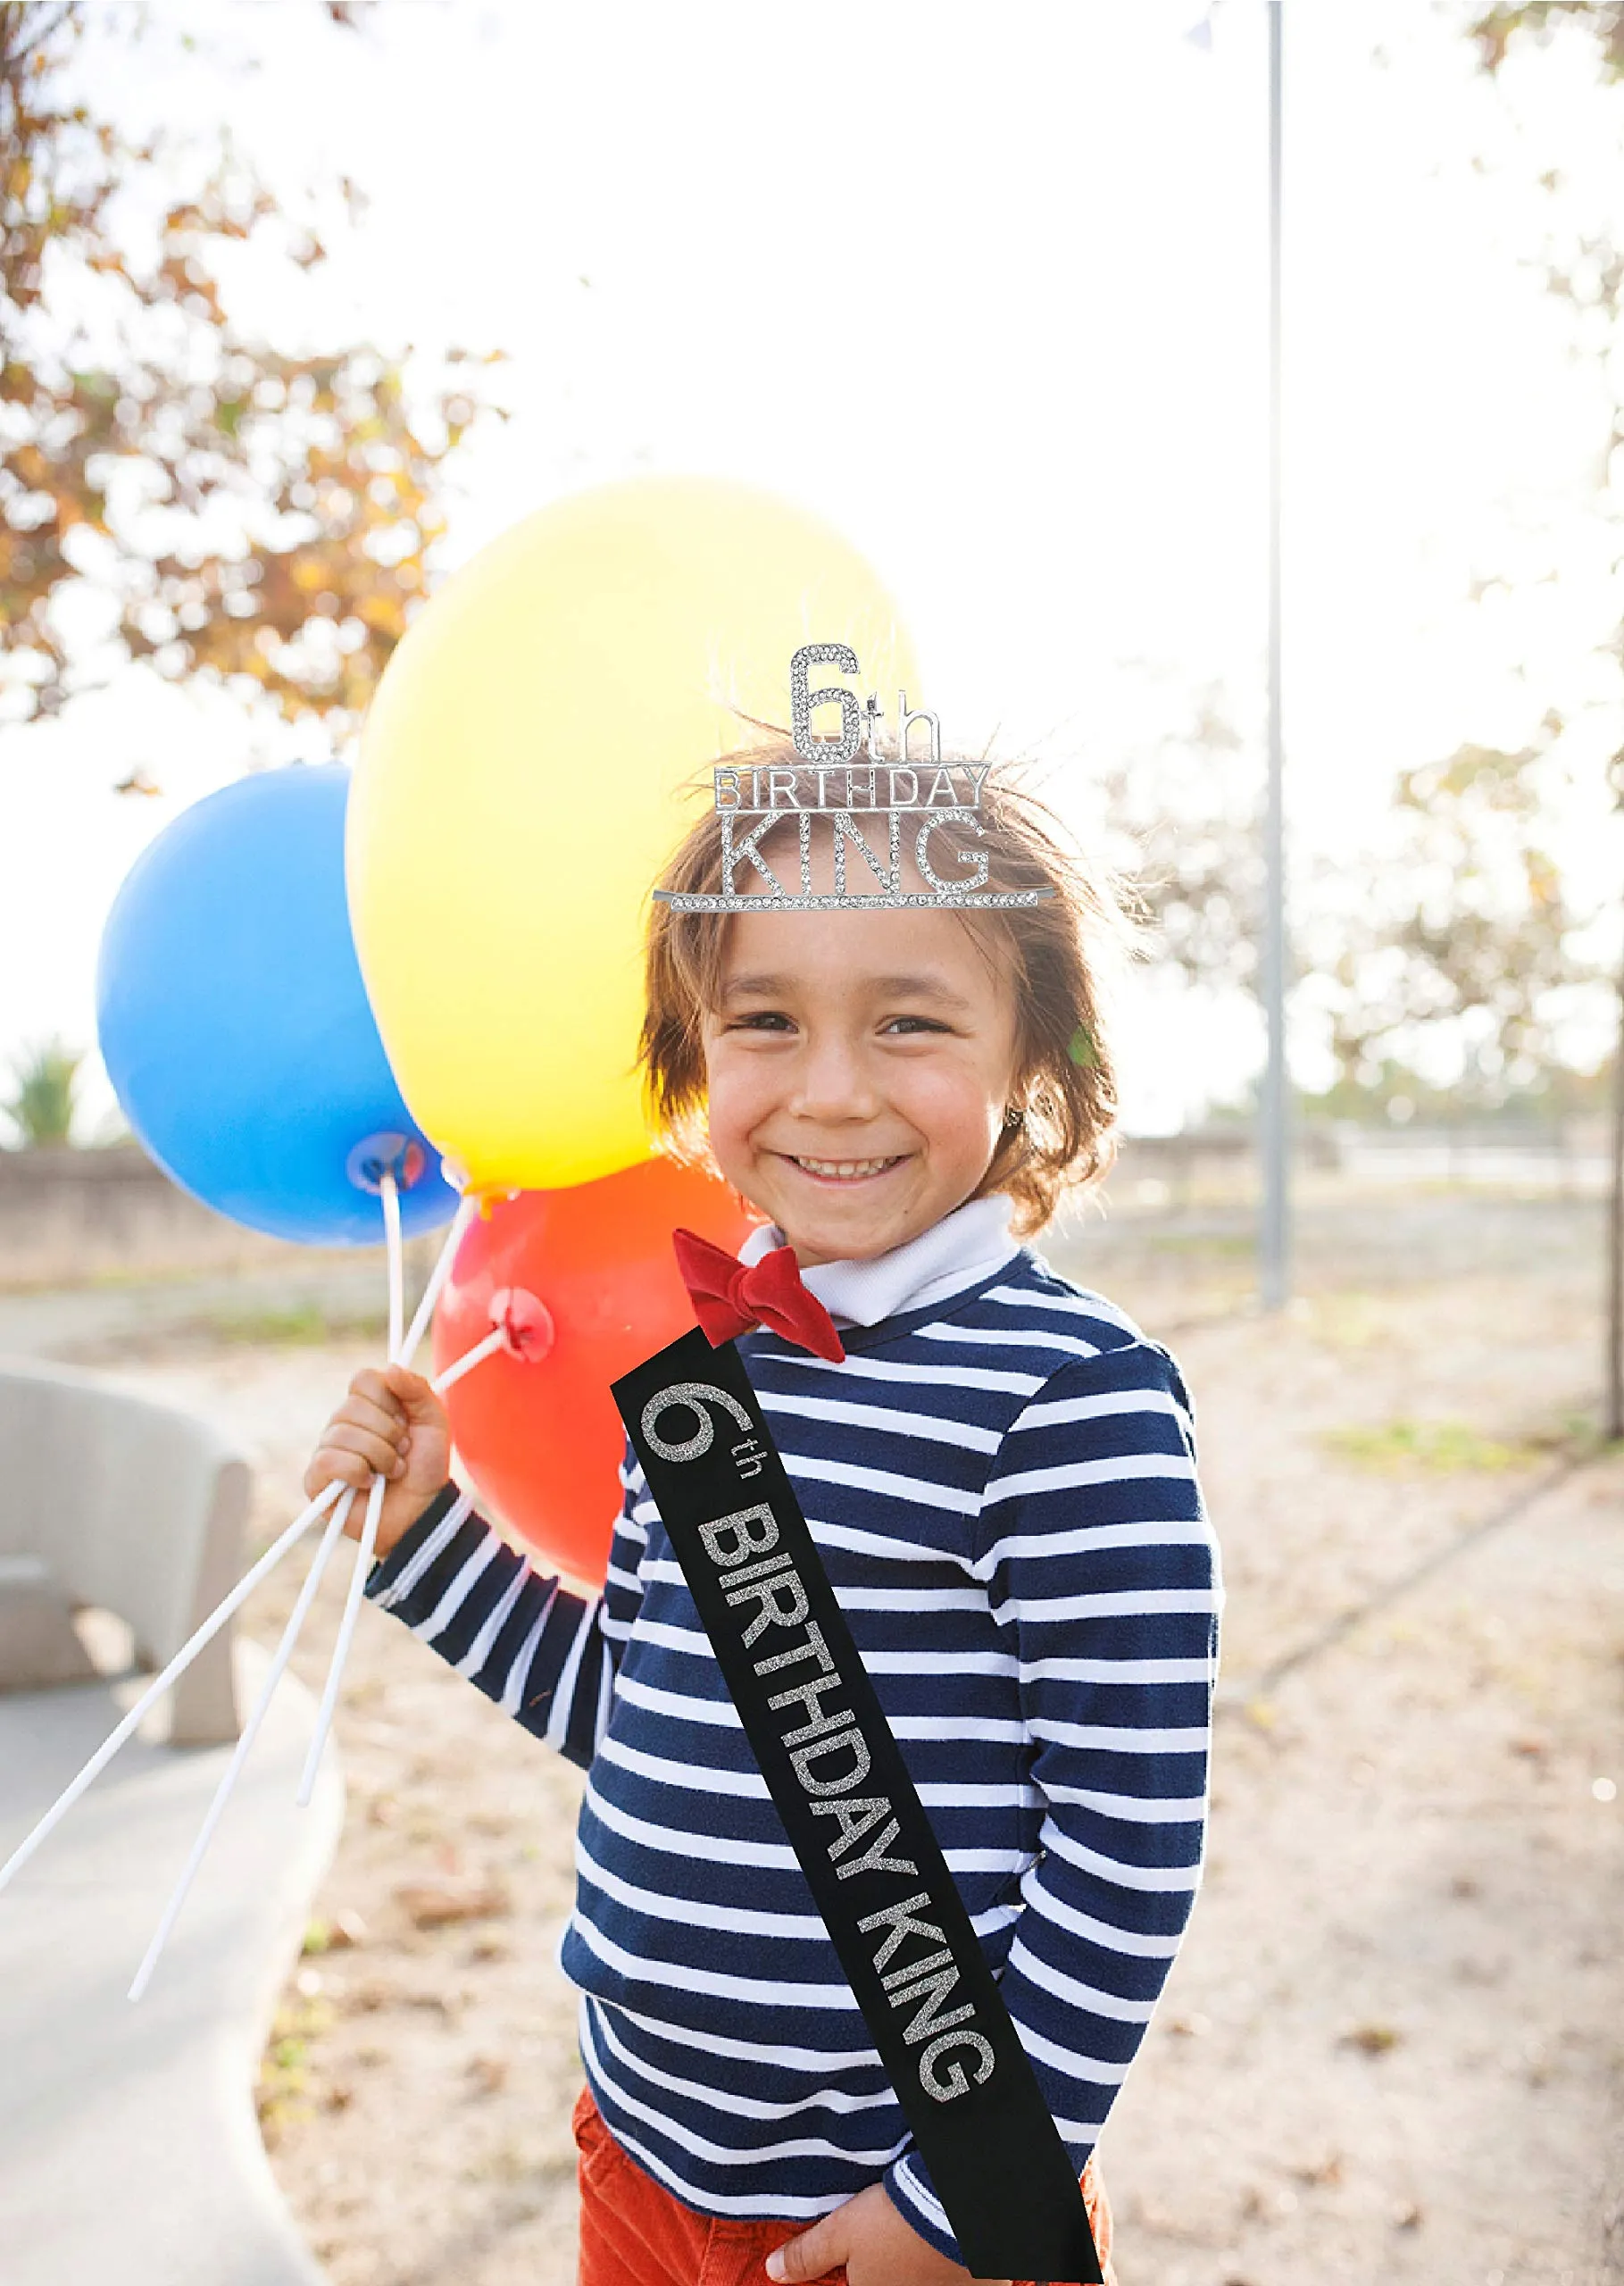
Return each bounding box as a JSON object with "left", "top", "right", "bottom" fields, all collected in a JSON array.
[
  {"left": 288, "top": 1301, "right": 505, "bottom": 1816},
  {"left": 381, "top": 1171, "right": 404, "bottom": 1364},
  {"left": 287, "top": 1311, "right": 508, "bottom": 1813},
  {"left": 0, "top": 1477, "right": 346, "bottom": 1898},
  {"left": 128, "top": 1487, "right": 358, "bottom": 2001},
  {"left": 397, "top": 1189, "right": 478, "bottom": 1367},
  {"left": 288, "top": 1182, "right": 486, "bottom": 1812},
  {"left": 2, "top": 1180, "right": 490, "bottom": 1924},
  {"left": 296, "top": 1468, "right": 386, "bottom": 1809},
  {"left": 432, "top": 1324, "right": 506, "bottom": 1393}
]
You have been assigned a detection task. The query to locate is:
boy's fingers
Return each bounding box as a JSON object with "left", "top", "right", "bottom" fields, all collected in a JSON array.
[
  {"left": 381, "top": 1361, "right": 443, "bottom": 1418},
  {"left": 764, "top": 2217, "right": 841, "bottom": 2283},
  {"left": 317, "top": 1422, "right": 405, "bottom": 1481},
  {"left": 331, "top": 1393, "right": 409, "bottom": 1448},
  {"left": 309, "top": 1449, "right": 371, "bottom": 1493},
  {"left": 349, "top": 1364, "right": 409, "bottom": 1409}
]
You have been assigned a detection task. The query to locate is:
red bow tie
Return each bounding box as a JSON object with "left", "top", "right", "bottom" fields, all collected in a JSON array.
[{"left": 672, "top": 1229, "right": 846, "bottom": 1363}]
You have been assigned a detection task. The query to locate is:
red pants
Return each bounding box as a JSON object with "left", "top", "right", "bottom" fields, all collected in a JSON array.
[{"left": 573, "top": 2084, "right": 1117, "bottom": 2286}]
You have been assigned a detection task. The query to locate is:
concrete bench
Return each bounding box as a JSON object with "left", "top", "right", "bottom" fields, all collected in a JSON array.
[
  {"left": 0, "top": 1359, "right": 341, "bottom": 2284},
  {"left": 0, "top": 1356, "right": 251, "bottom": 1740}
]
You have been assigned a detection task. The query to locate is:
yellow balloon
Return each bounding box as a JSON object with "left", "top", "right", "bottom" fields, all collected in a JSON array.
[{"left": 347, "top": 476, "right": 918, "bottom": 1195}]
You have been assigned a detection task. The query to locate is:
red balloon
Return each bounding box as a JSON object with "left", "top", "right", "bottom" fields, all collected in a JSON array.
[{"left": 432, "top": 1158, "right": 758, "bottom": 1586}]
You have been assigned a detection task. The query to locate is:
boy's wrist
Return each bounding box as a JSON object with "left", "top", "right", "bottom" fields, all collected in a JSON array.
[
  {"left": 767, "top": 2177, "right": 980, "bottom": 2285},
  {"left": 883, "top": 2152, "right": 967, "bottom": 2271},
  {"left": 363, "top": 1481, "right": 465, "bottom": 1607}
]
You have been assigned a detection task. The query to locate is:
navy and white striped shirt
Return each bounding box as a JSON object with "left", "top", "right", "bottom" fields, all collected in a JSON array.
[{"left": 365, "top": 1203, "right": 1221, "bottom": 2267}]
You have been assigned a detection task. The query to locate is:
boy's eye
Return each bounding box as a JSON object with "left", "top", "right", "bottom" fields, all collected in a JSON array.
[
  {"left": 727, "top": 1010, "right": 795, "bottom": 1032},
  {"left": 882, "top": 1015, "right": 951, "bottom": 1036}
]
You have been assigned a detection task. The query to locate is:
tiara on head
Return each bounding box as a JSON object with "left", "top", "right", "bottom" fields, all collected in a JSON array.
[{"left": 653, "top": 644, "right": 1054, "bottom": 915}]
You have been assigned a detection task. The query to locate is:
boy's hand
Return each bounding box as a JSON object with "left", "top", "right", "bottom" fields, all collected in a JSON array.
[
  {"left": 764, "top": 2182, "right": 1010, "bottom": 2286},
  {"left": 303, "top": 1364, "right": 452, "bottom": 1558}
]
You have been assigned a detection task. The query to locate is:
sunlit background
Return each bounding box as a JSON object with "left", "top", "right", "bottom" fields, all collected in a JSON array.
[
  {"left": 4, "top": 13, "right": 1624, "bottom": 2286},
  {"left": 5, "top": 0, "right": 1621, "bottom": 1140}
]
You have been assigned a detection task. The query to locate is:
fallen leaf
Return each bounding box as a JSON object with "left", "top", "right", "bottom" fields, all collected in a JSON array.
[
  {"left": 1241, "top": 2185, "right": 1297, "bottom": 2223},
  {"left": 343, "top": 1980, "right": 397, "bottom": 2015},
  {"left": 395, "top": 1878, "right": 511, "bottom": 1931},
  {"left": 404, "top": 1990, "right": 458, "bottom": 2017},
  {"left": 1342, "top": 2023, "right": 1402, "bottom": 2055}
]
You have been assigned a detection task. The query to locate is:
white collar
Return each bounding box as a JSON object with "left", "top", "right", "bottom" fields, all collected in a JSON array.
[{"left": 737, "top": 1195, "right": 1022, "bottom": 1331}]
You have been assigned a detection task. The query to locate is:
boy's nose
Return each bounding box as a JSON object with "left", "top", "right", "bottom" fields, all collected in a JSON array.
[{"left": 787, "top": 1036, "right": 881, "bottom": 1123}]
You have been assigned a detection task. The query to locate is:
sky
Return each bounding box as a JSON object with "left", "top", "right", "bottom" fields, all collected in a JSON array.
[{"left": 4, "top": 0, "right": 1621, "bottom": 1138}]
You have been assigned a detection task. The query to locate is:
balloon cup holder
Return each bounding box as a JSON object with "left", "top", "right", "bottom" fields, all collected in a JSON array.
[
  {"left": 347, "top": 1132, "right": 429, "bottom": 1195},
  {"left": 490, "top": 1287, "right": 554, "bottom": 1362}
]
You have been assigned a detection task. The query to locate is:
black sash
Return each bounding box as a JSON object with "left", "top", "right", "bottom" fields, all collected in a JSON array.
[{"left": 613, "top": 1327, "right": 1101, "bottom": 2285}]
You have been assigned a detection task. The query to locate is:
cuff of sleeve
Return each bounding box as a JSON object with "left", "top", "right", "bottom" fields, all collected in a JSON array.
[
  {"left": 883, "top": 2151, "right": 963, "bottom": 2269},
  {"left": 363, "top": 1483, "right": 476, "bottom": 1619}
]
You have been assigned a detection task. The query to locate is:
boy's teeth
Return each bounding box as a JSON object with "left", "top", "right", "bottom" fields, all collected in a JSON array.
[{"left": 795, "top": 1156, "right": 896, "bottom": 1179}]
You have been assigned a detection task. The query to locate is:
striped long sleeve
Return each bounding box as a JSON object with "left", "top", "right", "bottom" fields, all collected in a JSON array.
[
  {"left": 883, "top": 1343, "right": 1218, "bottom": 2261},
  {"left": 359, "top": 1250, "right": 1222, "bottom": 2265},
  {"left": 363, "top": 1463, "right": 648, "bottom": 1771}
]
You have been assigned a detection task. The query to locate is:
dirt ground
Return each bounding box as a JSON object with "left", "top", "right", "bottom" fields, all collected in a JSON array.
[{"left": 14, "top": 1180, "right": 1623, "bottom": 2286}]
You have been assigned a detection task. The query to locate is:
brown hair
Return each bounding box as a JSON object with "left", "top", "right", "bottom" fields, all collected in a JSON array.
[{"left": 639, "top": 740, "right": 1137, "bottom": 1235}]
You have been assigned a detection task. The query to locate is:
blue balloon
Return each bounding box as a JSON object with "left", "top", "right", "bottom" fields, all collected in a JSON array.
[{"left": 97, "top": 764, "right": 459, "bottom": 1245}]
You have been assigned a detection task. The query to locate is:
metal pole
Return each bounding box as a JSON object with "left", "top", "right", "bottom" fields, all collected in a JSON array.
[{"left": 1261, "top": 0, "right": 1290, "bottom": 1309}]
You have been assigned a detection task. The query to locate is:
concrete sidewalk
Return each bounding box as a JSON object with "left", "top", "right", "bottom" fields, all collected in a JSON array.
[{"left": 0, "top": 1642, "right": 343, "bottom": 2284}]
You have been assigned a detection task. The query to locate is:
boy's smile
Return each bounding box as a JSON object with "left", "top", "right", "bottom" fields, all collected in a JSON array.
[{"left": 701, "top": 886, "right": 1020, "bottom": 1268}]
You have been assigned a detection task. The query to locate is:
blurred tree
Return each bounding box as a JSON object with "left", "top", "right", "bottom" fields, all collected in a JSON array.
[
  {"left": 1469, "top": 0, "right": 1624, "bottom": 1433},
  {"left": 1095, "top": 688, "right": 1601, "bottom": 1130},
  {"left": 3, "top": 1036, "right": 81, "bottom": 1147},
  {"left": 0, "top": 1, "right": 498, "bottom": 752},
  {"left": 1304, "top": 729, "right": 1603, "bottom": 1110},
  {"left": 1097, "top": 684, "right": 1263, "bottom": 999},
  {"left": 1468, "top": 4, "right": 1624, "bottom": 76},
  {"left": 1108, "top": 711, "right": 1599, "bottom": 1125}
]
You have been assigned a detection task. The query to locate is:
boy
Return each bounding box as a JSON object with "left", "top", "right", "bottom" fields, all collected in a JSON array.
[{"left": 308, "top": 753, "right": 1220, "bottom": 2285}]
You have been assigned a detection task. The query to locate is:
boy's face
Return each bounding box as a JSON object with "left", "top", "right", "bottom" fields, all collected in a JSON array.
[{"left": 702, "top": 890, "right": 1020, "bottom": 1267}]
